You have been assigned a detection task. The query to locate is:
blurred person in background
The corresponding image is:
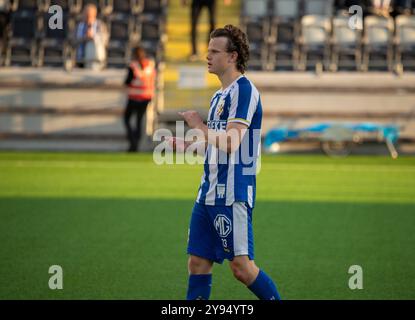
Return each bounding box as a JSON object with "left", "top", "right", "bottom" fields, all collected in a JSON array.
[
  {"left": 123, "top": 46, "right": 156, "bottom": 152},
  {"left": 182, "top": 0, "right": 232, "bottom": 62},
  {"left": 75, "top": 3, "right": 108, "bottom": 70},
  {"left": 371, "top": 0, "right": 393, "bottom": 16}
]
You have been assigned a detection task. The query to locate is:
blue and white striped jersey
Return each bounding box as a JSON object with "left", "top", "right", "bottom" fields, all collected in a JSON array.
[{"left": 196, "top": 75, "right": 262, "bottom": 208}]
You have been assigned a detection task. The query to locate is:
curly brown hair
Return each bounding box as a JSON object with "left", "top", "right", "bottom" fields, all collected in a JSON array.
[{"left": 210, "top": 25, "right": 250, "bottom": 74}]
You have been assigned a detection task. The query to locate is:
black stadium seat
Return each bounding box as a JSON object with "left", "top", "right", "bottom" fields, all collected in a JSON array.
[
  {"left": 241, "top": 0, "right": 270, "bottom": 70},
  {"left": 143, "top": 0, "right": 166, "bottom": 15},
  {"left": 13, "top": 0, "right": 39, "bottom": 12},
  {"left": 38, "top": 11, "right": 72, "bottom": 67},
  {"left": 5, "top": 9, "right": 39, "bottom": 66},
  {"left": 106, "top": 13, "right": 136, "bottom": 67}
]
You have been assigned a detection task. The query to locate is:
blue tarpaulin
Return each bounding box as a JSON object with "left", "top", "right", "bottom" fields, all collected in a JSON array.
[{"left": 264, "top": 122, "right": 400, "bottom": 157}]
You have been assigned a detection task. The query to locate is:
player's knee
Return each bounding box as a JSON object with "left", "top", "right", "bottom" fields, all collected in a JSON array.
[
  {"left": 230, "top": 258, "right": 259, "bottom": 285},
  {"left": 230, "top": 260, "right": 250, "bottom": 284},
  {"left": 188, "top": 255, "right": 212, "bottom": 274}
]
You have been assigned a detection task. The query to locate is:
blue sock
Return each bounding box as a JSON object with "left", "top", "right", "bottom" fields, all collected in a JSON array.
[
  {"left": 186, "top": 274, "right": 212, "bottom": 300},
  {"left": 248, "top": 270, "right": 281, "bottom": 300}
]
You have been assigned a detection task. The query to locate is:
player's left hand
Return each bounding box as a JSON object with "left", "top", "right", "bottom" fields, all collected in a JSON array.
[
  {"left": 178, "top": 111, "right": 204, "bottom": 130},
  {"left": 165, "top": 136, "right": 187, "bottom": 152}
]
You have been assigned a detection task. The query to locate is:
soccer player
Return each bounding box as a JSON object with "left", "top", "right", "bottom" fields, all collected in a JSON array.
[{"left": 171, "top": 25, "right": 281, "bottom": 300}]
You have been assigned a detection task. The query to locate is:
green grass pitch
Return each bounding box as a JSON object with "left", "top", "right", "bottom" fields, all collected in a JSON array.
[{"left": 0, "top": 151, "right": 414, "bottom": 299}]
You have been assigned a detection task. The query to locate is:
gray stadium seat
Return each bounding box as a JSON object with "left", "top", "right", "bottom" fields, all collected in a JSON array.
[
  {"left": 395, "top": 14, "right": 415, "bottom": 70},
  {"left": 299, "top": 15, "right": 332, "bottom": 71},
  {"left": 243, "top": 0, "right": 268, "bottom": 17},
  {"left": 331, "top": 14, "right": 362, "bottom": 71},
  {"left": 303, "top": 0, "right": 334, "bottom": 17},
  {"left": 241, "top": 0, "right": 270, "bottom": 42},
  {"left": 241, "top": 0, "right": 270, "bottom": 70},
  {"left": 269, "top": 0, "right": 301, "bottom": 70},
  {"left": 362, "top": 15, "right": 394, "bottom": 71}
]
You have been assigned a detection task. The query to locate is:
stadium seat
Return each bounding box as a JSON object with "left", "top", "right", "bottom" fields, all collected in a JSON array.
[
  {"left": 299, "top": 15, "right": 332, "bottom": 71},
  {"left": 106, "top": 13, "right": 137, "bottom": 67},
  {"left": 43, "top": 0, "right": 82, "bottom": 14},
  {"left": 100, "top": 0, "right": 143, "bottom": 16},
  {"left": 38, "top": 10, "right": 73, "bottom": 67},
  {"left": 44, "top": 0, "right": 70, "bottom": 12},
  {"left": 362, "top": 15, "right": 394, "bottom": 71},
  {"left": 106, "top": 39, "right": 132, "bottom": 67},
  {"left": 303, "top": 0, "right": 335, "bottom": 17},
  {"left": 331, "top": 14, "right": 362, "bottom": 71},
  {"left": 142, "top": 0, "right": 167, "bottom": 15},
  {"left": 269, "top": 0, "right": 301, "bottom": 70},
  {"left": 138, "top": 39, "right": 163, "bottom": 63},
  {"left": 140, "top": 12, "right": 165, "bottom": 42},
  {"left": 5, "top": 9, "right": 40, "bottom": 66},
  {"left": 109, "top": 13, "right": 134, "bottom": 41},
  {"left": 241, "top": 0, "right": 270, "bottom": 70},
  {"left": 82, "top": 0, "right": 99, "bottom": 5},
  {"left": 393, "top": 0, "right": 415, "bottom": 15},
  {"left": 11, "top": 0, "right": 41, "bottom": 12},
  {"left": 241, "top": 0, "right": 270, "bottom": 43},
  {"left": 395, "top": 14, "right": 415, "bottom": 71},
  {"left": 0, "top": 0, "right": 11, "bottom": 66}
]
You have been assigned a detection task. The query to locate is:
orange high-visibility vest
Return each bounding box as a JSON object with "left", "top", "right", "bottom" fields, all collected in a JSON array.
[{"left": 128, "top": 59, "right": 156, "bottom": 101}]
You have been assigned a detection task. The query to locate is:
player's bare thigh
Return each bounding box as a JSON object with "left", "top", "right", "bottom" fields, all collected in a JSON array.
[{"left": 188, "top": 255, "right": 214, "bottom": 274}]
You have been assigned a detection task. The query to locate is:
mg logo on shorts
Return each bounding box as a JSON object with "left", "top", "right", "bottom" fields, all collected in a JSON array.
[{"left": 214, "top": 214, "right": 232, "bottom": 238}]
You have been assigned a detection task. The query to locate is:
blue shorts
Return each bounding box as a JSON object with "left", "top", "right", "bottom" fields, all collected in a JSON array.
[{"left": 187, "top": 201, "right": 254, "bottom": 264}]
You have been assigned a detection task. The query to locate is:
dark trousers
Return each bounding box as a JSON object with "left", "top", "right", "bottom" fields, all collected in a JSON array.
[
  {"left": 124, "top": 99, "right": 150, "bottom": 152},
  {"left": 191, "top": 0, "right": 216, "bottom": 55}
]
